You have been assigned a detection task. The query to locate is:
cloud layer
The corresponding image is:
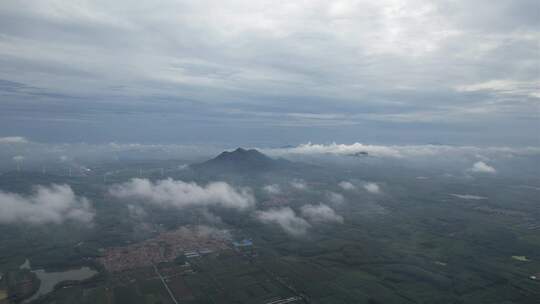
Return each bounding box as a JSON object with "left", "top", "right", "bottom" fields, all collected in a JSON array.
[
  {"left": 0, "top": 184, "right": 94, "bottom": 225},
  {"left": 0, "top": 1, "right": 538, "bottom": 145},
  {"left": 109, "top": 178, "right": 255, "bottom": 210}
]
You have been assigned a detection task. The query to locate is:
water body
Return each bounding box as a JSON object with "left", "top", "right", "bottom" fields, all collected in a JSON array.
[{"left": 21, "top": 259, "right": 98, "bottom": 303}]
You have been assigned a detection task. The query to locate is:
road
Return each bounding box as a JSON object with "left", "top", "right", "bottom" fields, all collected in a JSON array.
[{"left": 153, "top": 264, "right": 179, "bottom": 304}]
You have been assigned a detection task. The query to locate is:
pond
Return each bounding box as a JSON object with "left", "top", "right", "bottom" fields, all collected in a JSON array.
[{"left": 21, "top": 259, "right": 98, "bottom": 303}]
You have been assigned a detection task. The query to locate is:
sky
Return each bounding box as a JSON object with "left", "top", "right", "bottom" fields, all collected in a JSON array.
[{"left": 0, "top": 0, "right": 538, "bottom": 146}]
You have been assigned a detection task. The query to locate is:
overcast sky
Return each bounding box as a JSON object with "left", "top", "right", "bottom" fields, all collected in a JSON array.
[{"left": 0, "top": 0, "right": 538, "bottom": 146}]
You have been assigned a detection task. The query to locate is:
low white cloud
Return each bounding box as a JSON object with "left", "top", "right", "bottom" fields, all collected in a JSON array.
[
  {"left": 338, "top": 181, "right": 356, "bottom": 191},
  {"left": 255, "top": 207, "right": 311, "bottom": 236},
  {"left": 263, "top": 184, "right": 281, "bottom": 195},
  {"left": 0, "top": 137, "right": 28, "bottom": 144},
  {"left": 290, "top": 179, "right": 307, "bottom": 190},
  {"left": 363, "top": 182, "right": 381, "bottom": 194},
  {"left": 109, "top": 178, "right": 255, "bottom": 210},
  {"left": 470, "top": 161, "right": 496, "bottom": 174},
  {"left": 0, "top": 184, "right": 94, "bottom": 225},
  {"left": 300, "top": 204, "right": 343, "bottom": 224},
  {"left": 327, "top": 192, "right": 345, "bottom": 204}
]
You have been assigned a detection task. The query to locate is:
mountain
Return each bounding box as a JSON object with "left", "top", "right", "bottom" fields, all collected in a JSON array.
[{"left": 193, "top": 148, "right": 292, "bottom": 173}]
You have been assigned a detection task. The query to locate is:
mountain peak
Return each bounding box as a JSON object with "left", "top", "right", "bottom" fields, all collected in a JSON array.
[
  {"left": 214, "top": 148, "right": 270, "bottom": 162},
  {"left": 195, "top": 148, "right": 284, "bottom": 173}
]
